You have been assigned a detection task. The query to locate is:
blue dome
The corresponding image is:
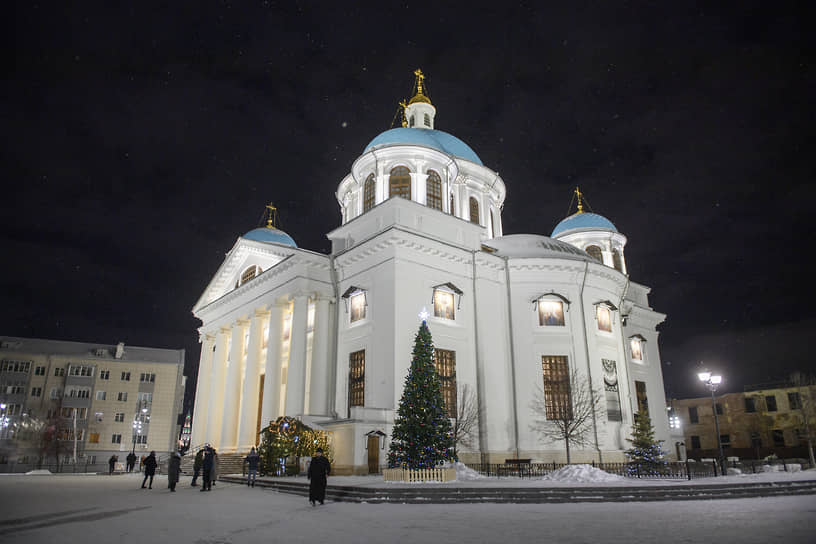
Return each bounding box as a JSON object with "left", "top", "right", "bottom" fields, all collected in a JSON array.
[
  {"left": 243, "top": 227, "right": 297, "bottom": 247},
  {"left": 551, "top": 212, "right": 618, "bottom": 237},
  {"left": 364, "top": 128, "right": 483, "bottom": 165}
]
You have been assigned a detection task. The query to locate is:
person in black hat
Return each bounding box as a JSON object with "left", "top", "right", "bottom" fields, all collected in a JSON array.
[{"left": 307, "top": 448, "right": 331, "bottom": 506}]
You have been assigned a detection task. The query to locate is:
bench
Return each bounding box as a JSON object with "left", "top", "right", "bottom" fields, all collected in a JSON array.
[{"left": 498, "top": 458, "right": 532, "bottom": 477}]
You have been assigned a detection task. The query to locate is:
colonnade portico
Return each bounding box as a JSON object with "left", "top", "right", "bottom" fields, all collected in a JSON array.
[{"left": 191, "top": 291, "right": 333, "bottom": 453}]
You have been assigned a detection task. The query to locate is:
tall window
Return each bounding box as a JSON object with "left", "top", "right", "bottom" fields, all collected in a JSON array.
[
  {"left": 766, "top": 395, "right": 777, "bottom": 411},
  {"left": 602, "top": 359, "right": 621, "bottom": 421},
  {"left": 348, "top": 350, "right": 365, "bottom": 408},
  {"left": 586, "top": 245, "right": 603, "bottom": 262},
  {"left": 745, "top": 397, "right": 757, "bottom": 413},
  {"left": 541, "top": 356, "right": 571, "bottom": 420},
  {"left": 690, "top": 435, "right": 701, "bottom": 449},
  {"left": 363, "top": 173, "right": 375, "bottom": 212},
  {"left": 635, "top": 380, "right": 649, "bottom": 415},
  {"left": 434, "top": 349, "right": 457, "bottom": 417},
  {"left": 389, "top": 166, "right": 411, "bottom": 200},
  {"left": 469, "top": 196, "right": 479, "bottom": 224},
  {"left": 789, "top": 392, "right": 802, "bottom": 410},
  {"left": 612, "top": 248, "right": 623, "bottom": 272},
  {"left": 433, "top": 288, "right": 455, "bottom": 320},
  {"left": 689, "top": 406, "right": 699, "bottom": 423},
  {"left": 426, "top": 170, "right": 442, "bottom": 210}
]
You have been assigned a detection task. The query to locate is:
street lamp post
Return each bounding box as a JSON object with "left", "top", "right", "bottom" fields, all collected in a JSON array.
[{"left": 698, "top": 371, "right": 726, "bottom": 476}]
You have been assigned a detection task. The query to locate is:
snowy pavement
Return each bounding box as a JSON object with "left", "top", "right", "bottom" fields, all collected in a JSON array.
[{"left": 0, "top": 472, "right": 815, "bottom": 543}]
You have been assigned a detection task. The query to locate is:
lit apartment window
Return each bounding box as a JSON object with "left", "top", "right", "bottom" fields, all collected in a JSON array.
[
  {"left": 89, "top": 433, "right": 100, "bottom": 444},
  {"left": 348, "top": 350, "right": 365, "bottom": 408}
]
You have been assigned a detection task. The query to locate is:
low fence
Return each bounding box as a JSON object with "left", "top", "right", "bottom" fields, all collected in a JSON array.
[
  {"left": 464, "top": 458, "right": 812, "bottom": 480},
  {"left": 0, "top": 461, "right": 112, "bottom": 474},
  {"left": 383, "top": 467, "right": 457, "bottom": 482}
]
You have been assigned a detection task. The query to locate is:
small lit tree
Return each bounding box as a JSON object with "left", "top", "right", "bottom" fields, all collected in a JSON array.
[
  {"left": 258, "top": 416, "right": 331, "bottom": 476},
  {"left": 387, "top": 321, "right": 455, "bottom": 469},
  {"left": 625, "top": 412, "right": 667, "bottom": 475}
]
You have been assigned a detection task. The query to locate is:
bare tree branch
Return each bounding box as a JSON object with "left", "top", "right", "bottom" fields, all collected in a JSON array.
[
  {"left": 529, "top": 367, "right": 603, "bottom": 463},
  {"left": 451, "top": 383, "right": 482, "bottom": 458}
]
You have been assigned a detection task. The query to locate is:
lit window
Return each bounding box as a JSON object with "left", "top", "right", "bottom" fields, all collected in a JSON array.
[
  {"left": 635, "top": 381, "right": 649, "bottom": 415},
  {"left": 596, "top": 306, "right": 612, "bottom": 332},
  {"left": 538, "top": 300, "right": 565, "bottom": 327},
  {"left": 389, "top": 166, "right": 411, "bottom": 200},
  {"left": 541, "top": 356, "right": 571, "bottom": 420},
  {"left": 434, "top": 349, "right": 457, "bottom": 417},
  {"left": 433, "top": 289, "right": 455, "bottom": 320},
  {"left": 426, "top": 170, "right": 442, "bottom": 210},
  {"left": 236, "top": 265, "right": 262, "bottom": 288},
  {"left": 307, "top": 303, "right": 315, "bottom": 332},
  {"left": 586, "top": 245, "right": 603, "bottom": 262},
  {"left": 363, "top": 173, "right": 375, "bottom": 212},
  {"left": 348, "top": 350, "right": 365, "bottom": 408},
  {"left": 89, "top": 433, "right": 100, "bottom": 444}
]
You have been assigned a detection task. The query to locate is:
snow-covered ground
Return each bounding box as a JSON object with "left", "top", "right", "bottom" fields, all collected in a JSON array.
[{"left": 0, "top": 472, "right": 814, "bottom": 544}]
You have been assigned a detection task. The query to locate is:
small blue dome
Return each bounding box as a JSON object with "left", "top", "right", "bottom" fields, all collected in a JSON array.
[
  {"left": 551, "top": 212, "right": 618, "bottom": 237},
  {"left": 364, "top": 128, "right": 483, "bottom": 165},
  {"left": 243, "top": 227, "right": 297, "bottom": 247}
]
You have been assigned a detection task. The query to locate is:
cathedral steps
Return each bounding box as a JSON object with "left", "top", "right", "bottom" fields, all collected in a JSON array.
[
  {"left": 179, "top": 451, "right": 249, "bottom": 476},
  {"left": 217, "top": 475, "right": 816, "bottom": 503}
]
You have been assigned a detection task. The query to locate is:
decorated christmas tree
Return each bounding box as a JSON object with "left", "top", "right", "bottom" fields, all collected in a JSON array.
[
  {"left": 625, "top": 412, "right": 667, "bottom": 475},
  {"left": 387, "top": 320, "right": 455, "bottom": 469}
]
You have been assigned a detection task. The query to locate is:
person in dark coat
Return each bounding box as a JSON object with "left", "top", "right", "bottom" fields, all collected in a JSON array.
[
  {"left": 307, "top": 448, "right": 331, "bottom": 506},
  {"left": 211, "top": 449, "right": 219, "bottom": 487},
  {"left": 167, "top": 452, "right": 181, "bottom": 492},
  {"left": 141, "top": 451, "right": 157, "bottom": 489},
  {"left": 108, "top": 455, "right": 117, "bottom": 475},
  {"left": 200, "top": 447, "right": 214, "bottom": 492},
  {"left": 244, "top": 447, "right": 260, "bottom": 487},
  {"left": 126, "top": 452, "right": 137, "bottom": 473},
  {"left": 191, "top": 448, "right": 204, "bottom": 486}
]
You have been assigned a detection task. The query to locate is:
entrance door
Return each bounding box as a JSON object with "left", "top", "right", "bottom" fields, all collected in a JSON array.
[{"left": 367, "top": 435, "right": 380, "bottom": 473}]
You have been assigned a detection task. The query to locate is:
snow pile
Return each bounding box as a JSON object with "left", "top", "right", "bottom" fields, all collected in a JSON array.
[
  {"left": 726, "top": 467, "right": 742, "bottom": 476},
  {"left": 541, "top": 464, "right": 625, "bottom": 483},
  {"left": 762, "top": 464, "right": 782, "bottom": 473},
  {"left": 25, "top": 469, "right": 53, "bottom": 475},
  {"left": 454, "top": 462, "right": 487, "bottom": 481}
]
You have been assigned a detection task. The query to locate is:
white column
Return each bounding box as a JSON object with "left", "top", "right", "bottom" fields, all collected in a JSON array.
[
  {"left": 190, "top": 334, "right": 215, "bottom": 447},
  {"left": 237, "top": 310, "right": 266, "bottom": 450},
  {"left": 261, "top": 303, "right": 285, "bottom": 426},
  {"left": 205, "top": 327, "right": 230, "bottom": 449},
  {"left": 308, "top": 296, "right": 332, "bottom": 415},
  {"left": 219, "top": 320, "right": 247, "bottom": 452},
  {"left": 284, "top": 294, "right": 309, "bottom": 416}
]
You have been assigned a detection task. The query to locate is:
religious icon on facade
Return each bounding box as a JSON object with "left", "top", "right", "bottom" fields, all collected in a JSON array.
[
  {"left": 596, "top": 306, "right": 612, "bottom": 332},
  {"left": 538, "top": 300, "right": 565, "bottom": 326},
  {"left": 433, "top": 289, "right": 455, "bottom": 320},
  {"left": 350, "top": 292, "right": 366, "bottom": 323}
]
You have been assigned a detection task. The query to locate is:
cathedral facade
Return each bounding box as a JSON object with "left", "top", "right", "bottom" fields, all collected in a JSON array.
[{"left": 190, "top": 72, "right": 670, "bottom": 474}]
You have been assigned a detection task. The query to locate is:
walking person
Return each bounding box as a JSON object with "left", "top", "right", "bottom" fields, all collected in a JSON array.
[
  {"left": 244, "top": 447, "right": 260, "bottom": 488},
  {"left": 141, "top": 451, "right": 157, "bottom": 489},
  {"left": 191, "top": 448, "right": 204, "bottom": 486},
  {"left": 200, "top": 446, "right": 214, "bottom": 492},
  {"left": 108, "top": 454, "right": 117, "bottom": 475},
  {"left": 307, "top": 448, "right": 331, "bottom": 506},
  {"left": 167, "top": 451, "right": 181, "bottom": 492}
]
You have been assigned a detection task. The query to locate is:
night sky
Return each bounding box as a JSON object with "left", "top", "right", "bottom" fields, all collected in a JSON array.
[{"left": 4, "top": 2, "right": 814, "bottom": 410}]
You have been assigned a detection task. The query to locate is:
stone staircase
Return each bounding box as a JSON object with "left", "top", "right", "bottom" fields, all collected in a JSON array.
[{"left": 180, "top": 450, "right": 248, "bottom": 477}]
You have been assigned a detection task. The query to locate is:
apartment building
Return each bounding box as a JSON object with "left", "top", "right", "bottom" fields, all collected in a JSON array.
[
  {"left": 671, "top": 382, "right": 815, "bottom": 460},
  {"left": 0, "top": 336, "right": 185, "bottom": 468}
]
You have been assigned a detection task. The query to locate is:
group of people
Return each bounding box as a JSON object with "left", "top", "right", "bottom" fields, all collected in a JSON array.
[
  {"left": 121, "top": 444, "right": 331, "bottom": 505},
  {"left": 108, "top": 452, "right": 151, "bottom": 475},
  {"left": 191, "top": 445, "right": 219, "bottom": 491}
]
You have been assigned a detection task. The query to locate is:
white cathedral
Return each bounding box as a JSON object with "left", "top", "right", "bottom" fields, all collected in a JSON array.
[{"left": 190, "top": 71, "right": 671, "bottom": 474}]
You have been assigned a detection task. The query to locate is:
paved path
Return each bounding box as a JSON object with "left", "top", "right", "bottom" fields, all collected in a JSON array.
[{"left": 1, "top": 473, "right": 814, "bottom": 543}]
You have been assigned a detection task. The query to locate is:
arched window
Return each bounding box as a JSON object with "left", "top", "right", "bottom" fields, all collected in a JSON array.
[
  {"left": 235, "top": 265, "right": 262, "bottom": 288},
  {"left": 363, "top": 173, "right": 375, "bottom": 212},
  {"left": 426, "top": 170, "right": 442, "bottom": 210},
  {"left": 423, "top": 113, "right": 431, "bottom": 127},
  {"left": 586, "top": 245, "right": 603, "bottom": 263},
  {"left": 612, "top": 248, "right": 623, "bottom": 272},
  {"left": 389, "top": 166, "right": 411, "bottom": 200},
  {"left": 469, "top": 196, "right": 480, "bottom": 224}
]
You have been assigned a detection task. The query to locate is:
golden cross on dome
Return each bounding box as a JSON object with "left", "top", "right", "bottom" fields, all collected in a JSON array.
[
  {"left": 574, "top": 187, "right": 585, "bottom": 214},
  {"left": 414, "top": 69, "right": 426, "bottom": 95},
  {"left": 265, "top": 202, "right": 279, "bottom": 229}
]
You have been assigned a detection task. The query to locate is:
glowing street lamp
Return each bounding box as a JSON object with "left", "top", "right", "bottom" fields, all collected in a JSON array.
[{"left": 698, "top": 369, "right": 726, "bottom": 475}]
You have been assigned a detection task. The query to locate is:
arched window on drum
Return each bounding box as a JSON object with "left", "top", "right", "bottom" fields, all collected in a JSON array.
[
  {"left": 389, "top": 166, "right": 411, "bottom": 200},
  {"left": 585, "top": 245, "right": 603, "bottom": 263},
  {"left": 426, "top": 170, "right": 442, "bottom": 210},
  {"left": 363, "top": 173, "right": 375, "bottom": 212}
]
